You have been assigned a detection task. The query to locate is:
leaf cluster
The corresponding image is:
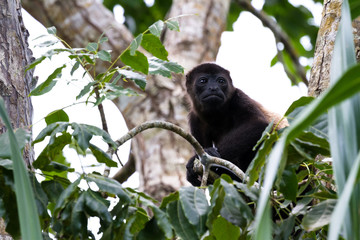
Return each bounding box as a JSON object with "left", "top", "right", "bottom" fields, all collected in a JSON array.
[{"left": 27, "top": 20, "right": 183, "bottom": 106}]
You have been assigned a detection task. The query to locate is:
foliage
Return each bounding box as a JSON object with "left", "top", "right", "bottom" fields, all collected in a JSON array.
[
  {"left": 1, "top": 2, "right": 360, "bottom": 240},
  {"left": 102, "top": 0, "right": 173, "bottom": 35}
]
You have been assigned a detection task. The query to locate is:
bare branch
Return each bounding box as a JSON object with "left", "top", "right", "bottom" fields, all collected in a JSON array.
[
  {"left": 235, "top": 0, "right": 308, "bottom": 86},
  {"left": 112, "top": 153, "right": 136, "bottom": 183},
  {"left": 111, "top": 120, "right": 259, "bottom": 187}
]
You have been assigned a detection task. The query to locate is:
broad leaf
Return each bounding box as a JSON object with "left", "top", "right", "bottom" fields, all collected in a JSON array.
[
  {"left": 149, "top": 20, "right": 165, "bottom": 38},
  {"left": 210, "top": 216, "right": 240, "bottom": 240},
  {"left": 302, "top": 199, "right": 336, "bottom": 231},
  {"left": 86, "top": 42, "right": 98, "bottom": 52},
  {"left": 0, "top": 128, "right": 31, "bottom": 159},
  {"left": 30, "top": 64, "right": 66, "bottom": 96},
  {"left": 141, "top": 34, "right": 168, "bottom": 61},
  {"left": 117, "top": 69, "right": 147, "bottom": 90},
  {"left": 148, "top": 57, "right": 184, "bottom": 77},
  {"left": 71, "top": 123, "right": 93, "bottom": 151},
  {"left": 85, "top": 174, "right": 131, "bottom": 203},
  {"left": 130, "top": 34, "right": 143, "bottom": 55},
  {"left": 166, "top": 20, "right": 180, "bottom": 31},
  {"left": 167, "top": 200, "right": 198, "bottom": 240},
  {"left": 89, "top": 144, "right": 117, "bottom": 167},
  {"left": 179, "top": 187, "right": 209, "bottom": 236},
  {"left": 45, "top": 109, "right": 69, "bottom": 125},
  {"left": 97, "top": 50, "right": 112, "bottom": 62},
  {"left": 120, "top": 49, "right": 149, "bottom": 75}
]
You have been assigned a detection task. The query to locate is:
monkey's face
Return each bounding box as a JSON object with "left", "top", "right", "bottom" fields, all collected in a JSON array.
[
  {"left": 186, "top": 63, "right": 235, "bottom": 113},
  {"left": 190, "top": 73, "right": 233, "bottom": 113}
]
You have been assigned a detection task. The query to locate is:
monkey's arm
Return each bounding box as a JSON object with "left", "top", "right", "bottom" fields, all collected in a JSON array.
[{"left": 215, "top": 120, "right": 268, "bottom": 171}]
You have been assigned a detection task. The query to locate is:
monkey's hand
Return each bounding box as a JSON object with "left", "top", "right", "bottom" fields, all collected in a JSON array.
[
  {"left": 186, "top": 147, "right": 241, "bottom": 186},
  {"left": 186, "top": 147, "right": 221, "bottom": 186}
]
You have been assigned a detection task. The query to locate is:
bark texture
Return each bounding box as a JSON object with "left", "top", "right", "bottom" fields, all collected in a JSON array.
[
  {"left": 308, "top": 0, "right": 360, "bottom": 97},
  {"left": 23, "top": 0, "right": 230, "bottom": 199},
  {"left": 0, "top": 0, "right": 34, "bottom": 164},
  {"left": 0, "top": 0, "right": 34, "bottom": 238}
]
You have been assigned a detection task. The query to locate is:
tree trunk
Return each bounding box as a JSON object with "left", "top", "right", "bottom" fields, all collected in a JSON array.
[
  {"left": 23, "top": 0, "right": 230, "bottom": 199},
  {"left": 115, "top": 0, "right": 231, "bottom": 199},
  {"left": 308, "top": 0, "right": 360, "bottom": 97},
  {"left": 0, "top": 0, "right": 34, "bottom": 238}
]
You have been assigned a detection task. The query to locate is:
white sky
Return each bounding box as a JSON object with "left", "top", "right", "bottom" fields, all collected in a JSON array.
[{"left": 22, "top": 0, "right": 322, "bottom": 187}]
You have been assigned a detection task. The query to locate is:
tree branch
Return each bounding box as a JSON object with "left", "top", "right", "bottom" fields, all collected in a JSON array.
[
  {"left": 112, "top": 152, "right": 136, "bottom": 183},
  {"left": 111, "top": 120, "right": 259, "bottom": 188},
  {"left": 235, "top": 0, "right": 308, "bottom": 86}
]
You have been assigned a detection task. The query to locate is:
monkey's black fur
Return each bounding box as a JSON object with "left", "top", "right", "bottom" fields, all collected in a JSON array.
[{"left": 185, "top": 63, "right": 269, "bottom": 186}]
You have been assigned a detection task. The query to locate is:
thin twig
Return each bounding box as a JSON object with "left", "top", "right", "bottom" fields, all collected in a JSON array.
[{"left": 235, "top": 0, "right": 308, "bottom": 86}]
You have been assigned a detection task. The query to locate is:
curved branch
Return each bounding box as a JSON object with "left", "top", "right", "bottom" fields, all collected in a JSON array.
[
  {"left": 235, "top": 0, "right": 308, "bottom": 86},
  {"left": 115, "top": 120, "right": 205, "bottom": 156},
  {"left": 111, "top": 120, "right": 259, "bottom": 188}
]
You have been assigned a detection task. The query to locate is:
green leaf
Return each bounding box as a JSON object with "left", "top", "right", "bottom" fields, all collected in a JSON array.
[
  {"left": 70, "top": 60, "right": 81, "bottom": 76},
  {"left": 254, "top": 201, "right": 272, "bottom": 240},
  {"left": 210, "top": 216, "right": 240, "bottom": 240},
  {"left": 0, "top": 97, "right": 43, "bottom": 240},
  {"left": 247, "top": 133, "right": 278, "bottom": 186},
  {"left": 137, "top": 218, "right": 165, "bottom": 240},
  {"left": 85, "top": 174, "right": 131, "bottom": 203},
  {"left": 76, "top": 81, "right": 96, "bottom": 100},
  {"left": 279, "top": 168, "right": 297, "bottom": 202},
  {"left": 79, "top": 124, "right": 116, "bottom": 148},
  {"left": 149, "top": 20, "right": 165, "bottom": 38},
  {"left": 148, "top": 57, "right": 184, "bottom": 77},
  {"left": 206, "top": 179, "right": 226, "bottom": 230},
  {"left": 45, "top": 109, "right": 69, "bottom": 125},
  {"left": 71, "top": 123, "right": 93, "bottom": 151},
  {"left": 285, "top": 96, "right": 314, "bottom": 116},
  {"left": 302, "top": 199, "right": 337, "bottom": 231},
  {"left": 84, "top": 190, "right": 112, "bottom": 226},
  {"left": 33, "top": 122, "right": 69, "bottom": 145},
  {"left": 329, "top": 151, "right": 360, "bottom": 240},
  {"left": 166, "top": 20, "right": 180, "bottom": 31},
  {"left": 149, "top": 207, "right": 173, "bottom": 239},
  {"left": 130, "top": 34, "right": 143, "bottom": 55},
  {"left": 71, "top": 193, "right": 87, "bottom": 237},
  {"left": 117, "top": 69, "right": 147, "bottom": 90},
  {"left": 26, "top": 56, "right": 46, "bottom": 72},
  {"left": 141, "top": 34, "right": 168, "bottom": 61},
  {"left": 328, "top": 1, "right": 359, "bottom": 239},
  {"left": 123, "top": 207, "right": 149, "bottom": 239},
  {"left": 179, "top": 187, "right": 209, "bottom": 237},
  {"left": 167, "top": 200, "right": 198, "bottom": 240},
  {"left": 0, "top": 128, "right": 31, "bottom": 159},
  {"left": 120, "top": 49, "right": 149, "bottom": 75},
  {"left": 47, "top": 26, "right": 57, "bottom": 35},
  {"left": 105, "top": 83, "right": 139, "bottom": 98},
  {"left": 86, "top": 42, "right": 98, "bottom": 52},
  {"left": 254, "top": 63, "right": 360, "bottom": 239},
  {"left": 89, "top": 144, "right": 117, "bottom": 167},
  {"left": 219, "top": 179, "right": 253, "bottom": 227},
  {"left": 0, "top": 159, "right": 13, "bottom": 169},
  {"left": 54, "top": 177, "right": 81, "bottom": 216},
  {"left": 41, "top": 180, "right": 65, "bottom": 203},
  {"left": 30, "top": 64, "right": 66, "bottom": 96},
  {"left": 98, "top": 50, "right": 112, "bottom": 62},
  {"left": 99, "top": 36, "right": 108, "bottom": 43},
  {"left": 159, "top": 191, "right": 179, "bottom": 209}
]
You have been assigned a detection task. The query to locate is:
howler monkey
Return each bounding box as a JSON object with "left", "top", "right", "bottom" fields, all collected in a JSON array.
[{"left": 185, "top": 63, "right": 283, "bottom": 186}]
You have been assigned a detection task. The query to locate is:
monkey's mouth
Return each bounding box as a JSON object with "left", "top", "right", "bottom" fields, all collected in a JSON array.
[{"left": 202, "top": 94, "right": 223, "bottom": 101}]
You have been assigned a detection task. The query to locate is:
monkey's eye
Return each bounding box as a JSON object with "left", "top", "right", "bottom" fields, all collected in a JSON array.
[
  {"left": 217, "top": 77, "right": 226, "bottom": 84},
  {"left": 198, "top": 77, "right": 208, "bottom": 84}
]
